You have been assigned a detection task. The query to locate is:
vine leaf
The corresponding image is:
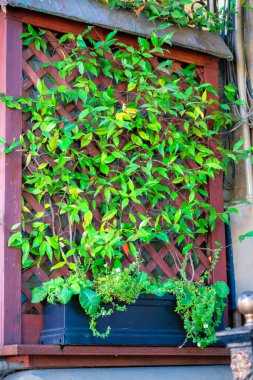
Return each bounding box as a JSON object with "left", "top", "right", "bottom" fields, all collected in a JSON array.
[
  {"left": 214, "top": 281, "right": 229, "bottom": 298},
  {"left": 31, "top": 286, "right": 48, "bottom": 303},
  {"left": 79, "top": 287, "right": 101, "bottom": 315},
  {"left": 239, "top": 231, "right": 253, "bottom": 242},
  {"left": 102, "top": 209, "right": 117, "bottom": 221},
  {"left": 135, "top": 5, "right": 145, "bottom": 15},
  {"left": 57, "top": 287, "right": 75, "bottom": 304},
  {"left": 122, "top": 243, "right": 130, "bottom": 256}
]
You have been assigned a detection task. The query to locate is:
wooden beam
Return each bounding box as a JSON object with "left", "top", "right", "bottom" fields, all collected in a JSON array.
[
  {"left": 6, "top": 7, "right": 217, "bottom": 67},
  {"left": 0, "top": 345, "right": 230, "bottom": 368},
  {"left": 0, "top": 344, "right": 229, "bottom": 356},
  {"left": 203, "top": 62, "right": 227, "bottom": 286},
  {"left": 0, "top": 9, "right": 22, "bottom": 345},
  {"left": 21, "top": 354, "right": 230, "bottom": 368}
]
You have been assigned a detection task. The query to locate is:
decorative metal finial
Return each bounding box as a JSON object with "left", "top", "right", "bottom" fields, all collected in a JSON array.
[{"left": 237, "top": 291, "right": 253, "bottom": 326}]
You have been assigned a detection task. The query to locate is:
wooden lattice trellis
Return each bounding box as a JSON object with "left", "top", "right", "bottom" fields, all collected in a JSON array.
[
  {"left": 20, "top": 26, "right": 223, "bottom": 317},
  {"left": 0, "top": 4, "right": 228, "bottom": 352}
]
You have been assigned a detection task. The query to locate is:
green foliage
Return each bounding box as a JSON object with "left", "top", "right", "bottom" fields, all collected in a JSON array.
[
  {"left": 20, "top": 24, "right": 47, "bottom": 52},
  {"left": 31, "top": 262, "right": 229, "bottom": 347},
  {"left": 79, "top": 288, "right": 101, "bottom": 315},
  {"left": 100, "top": 0, "right": 229, "bottom": 32},
  {"left": 171, "top": 280, "right": 229, "bottom": 347},
  {"left": 239, "top": 231, "right": 253, "bottom": 242},
  {"left": 1, "top": 25, "right": 247, "bottom": 348}
]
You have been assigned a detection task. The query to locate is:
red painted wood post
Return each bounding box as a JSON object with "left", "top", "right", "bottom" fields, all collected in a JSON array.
[
  {"left": 209, "top": 173, "right": 227, "bottom": 284},
  {"left": 203, "top": 61, "right": 227, "bottom": 285},
  {"left": 0, "top": 9, "right": 22, "bottom": 345}
]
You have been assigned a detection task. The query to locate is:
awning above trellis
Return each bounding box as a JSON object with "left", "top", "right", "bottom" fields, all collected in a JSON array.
[{"left": 0, "top": 0, "right": 233, "bottom": 60}]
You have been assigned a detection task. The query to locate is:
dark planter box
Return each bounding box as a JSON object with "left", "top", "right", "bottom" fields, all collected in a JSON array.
[
  {"left": 40, "top": 295, "right": 189, "bottom": 346},
  {"left": 40, "top": 295, "right": 225, "bottom": 346}
]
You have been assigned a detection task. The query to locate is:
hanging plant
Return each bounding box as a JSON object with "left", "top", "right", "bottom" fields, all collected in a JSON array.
[{"left": 0, "top": 24, "right": 248, "bottom": 348}]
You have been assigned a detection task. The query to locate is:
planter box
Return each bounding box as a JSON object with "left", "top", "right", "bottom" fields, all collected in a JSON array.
[
  {"left": 40, "top": 295, "right": 189, "bottom": 346},
  {"left": 40, "top": 294, "right": 225, "bottom": 346}
]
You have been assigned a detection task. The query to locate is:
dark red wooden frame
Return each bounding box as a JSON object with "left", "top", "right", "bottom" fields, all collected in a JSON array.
[
  {"left": 0, "top": 345, "right": 230, "bottom": 368},
  {"left": 0, "top": 6, "right": 227, "bottom": 366},
  {"left": 0, "top": 10, "right": 22, "bottom": 346}
]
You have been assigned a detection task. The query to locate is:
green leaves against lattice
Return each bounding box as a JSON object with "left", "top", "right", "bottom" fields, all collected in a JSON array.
[
  {"left": 3, "top": 27, "right": 241, "bottom": 274},
  {"left": 1, "top": 26, "right": 248, "bottom": 347}
]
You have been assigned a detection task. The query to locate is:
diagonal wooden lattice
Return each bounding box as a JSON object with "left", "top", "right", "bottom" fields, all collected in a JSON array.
[{"left": 21, "top": 28, "right": 212, "bottom": 315}]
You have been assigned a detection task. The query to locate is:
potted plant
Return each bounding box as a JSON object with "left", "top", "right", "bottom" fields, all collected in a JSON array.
[
  {"left": 36, "top": 260, "right": 228, "bottom": 347},
  {"left": 0, "top": 20, "right": 246, "bottom": 348}
]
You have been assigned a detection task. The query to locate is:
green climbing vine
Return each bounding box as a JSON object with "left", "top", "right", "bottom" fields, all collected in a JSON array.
[
  {"left": 100, "top": 0, "right": 231, "bottom": 32},
  {"left": 0, "top": 24, "right": 248, "bottom": 348}
]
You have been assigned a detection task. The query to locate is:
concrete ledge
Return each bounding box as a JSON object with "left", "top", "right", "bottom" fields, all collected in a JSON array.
[{"left": 4, "top": 366, "right": 232, "bottom": 380}]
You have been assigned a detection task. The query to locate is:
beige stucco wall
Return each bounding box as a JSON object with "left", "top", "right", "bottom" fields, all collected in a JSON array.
[{"left": 230, "top": 204, "right": 253, "bottom": 297}]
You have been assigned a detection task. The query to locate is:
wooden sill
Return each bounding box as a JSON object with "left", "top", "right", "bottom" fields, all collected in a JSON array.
[{"left": 0, "top": 345, "right": 230, "bottom": 368}]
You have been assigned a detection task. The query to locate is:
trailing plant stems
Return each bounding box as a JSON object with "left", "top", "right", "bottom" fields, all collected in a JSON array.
[{"left": 235, "top": 0, "right": 253, "bottom": 201}]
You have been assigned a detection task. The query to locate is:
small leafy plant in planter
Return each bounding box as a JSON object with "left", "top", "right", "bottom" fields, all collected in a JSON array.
[
  {"left": 0, "top": 23, "right": 248, "bottom": 348},
  {"left": 34, "top": 260, "right": 230, "bottom": 347}
]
